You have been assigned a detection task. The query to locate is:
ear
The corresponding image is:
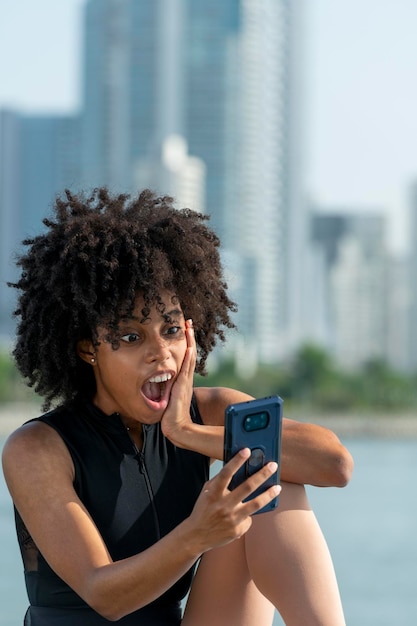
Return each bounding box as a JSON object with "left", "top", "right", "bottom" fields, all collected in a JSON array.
[{"left": 77, "top": 339, "right": 97, "bottom": 365}]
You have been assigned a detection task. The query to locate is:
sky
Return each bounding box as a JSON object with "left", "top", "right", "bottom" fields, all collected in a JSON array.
[{"left": 1, "top": 0, "right": 417, "bottom": 253}]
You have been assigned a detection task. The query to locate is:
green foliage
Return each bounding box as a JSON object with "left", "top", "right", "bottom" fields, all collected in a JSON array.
[
  {"left": 348, "top": 359, "right": 416, "bottom": 410},
  {"left": 0, "top": 349, "right": 36, "bottom": 404},
  {"left": 196, "top": 344, "right": 417, "bottom": 413},
  {"left": 2, "top": 343, "right": 417, "bottom": 412}
]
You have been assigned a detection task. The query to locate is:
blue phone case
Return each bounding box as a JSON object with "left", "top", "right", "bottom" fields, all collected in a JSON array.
[{"left": 224, "top": 395, "right": 283, "bottom": 514}]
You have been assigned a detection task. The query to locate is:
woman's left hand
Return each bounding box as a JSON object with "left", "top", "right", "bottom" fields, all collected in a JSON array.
[{"left": 161, "top": 319, "right": 196, "bottom": 442}]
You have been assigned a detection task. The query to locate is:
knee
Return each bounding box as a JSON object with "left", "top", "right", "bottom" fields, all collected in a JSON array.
[{"left": 276, "top": 481, "right": 310, "bottom": 513}]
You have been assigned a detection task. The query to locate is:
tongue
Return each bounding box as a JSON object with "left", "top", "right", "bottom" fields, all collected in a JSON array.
[{"left": 143, "top": 381, "right": 162, "bottom": 402}]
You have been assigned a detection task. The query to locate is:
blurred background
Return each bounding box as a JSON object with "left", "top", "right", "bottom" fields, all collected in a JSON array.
[{"left": 0, "top": 1, "right": 416, "bottom": 624}]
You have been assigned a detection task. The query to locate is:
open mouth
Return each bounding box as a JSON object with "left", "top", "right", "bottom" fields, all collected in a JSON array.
[{"left": 141, "top": 372, "right": 173, "bottom": 404}]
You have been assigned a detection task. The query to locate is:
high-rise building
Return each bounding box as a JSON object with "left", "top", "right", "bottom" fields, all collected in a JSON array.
[
  {"left": 229, "top": 0, "right": 307, "bottom": 361},
  {"left": 0, "top": 110, "right": 20, "bottom": 338},
  {"left": 81, "top": 0, "right": 307, "bottom": 363},
  {"left": 385, "top": 255, "right": 411, "bottom": 373},
  {"left": 408, "top": 181, "right": 417, "bottom": 372},
  {"left": 0, "top": 110, "right": 82, "bottom": 337},
  {"left": 135, "top": 134, "right": 206, "bottom": 212},
  {"left": 312, "top": 211, "right": 388, "bottom": 369}
]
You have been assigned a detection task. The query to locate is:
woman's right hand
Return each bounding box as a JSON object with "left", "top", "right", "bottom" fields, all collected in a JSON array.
[{"left": 185, "top": 448, "right": 281, "bottom": 554}]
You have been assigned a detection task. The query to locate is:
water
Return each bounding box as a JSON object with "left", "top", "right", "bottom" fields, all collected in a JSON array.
[
  {"left": 1, "top": 437, "right": 416, "bottom": 625},
  {"left": 303, "top": 439, "right": 417, "bottom": 626}
]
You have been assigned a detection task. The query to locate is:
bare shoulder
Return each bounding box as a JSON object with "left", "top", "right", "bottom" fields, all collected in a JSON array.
[
  {"left": 2, "top": 420, "right": 74, "bottom": 495},
  {"left": 2, "top": 420, "right": 114, "bottom": 607},
  {"left": 193, "top": 386, "right": 254, "bottom": 426}
]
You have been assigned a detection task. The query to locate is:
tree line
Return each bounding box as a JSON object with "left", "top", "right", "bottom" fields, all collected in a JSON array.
[
  {"left": 1, "top": 344, "right": 417, "bottom": 412},
  {"left": 198, "top": 344, "right": 417, "bottom": 414}
]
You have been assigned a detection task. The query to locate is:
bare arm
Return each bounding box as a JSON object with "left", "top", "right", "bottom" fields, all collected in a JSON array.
[
  {"left": 2, "top": 422, "right": 278, "bottom": 621},
  {"left": 161, "top": 321, "right": 353, "bottom": 487},
  {"left": 279, "top": 415, "right": 353, "bottom": 487},
  {"left": 165, "top": 385, "right": 353, "bottom": 487}
]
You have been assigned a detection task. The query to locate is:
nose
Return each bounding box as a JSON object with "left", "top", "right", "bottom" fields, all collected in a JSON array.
[{"left": 144, "top": 335, "right": 170, "bottom": 363}]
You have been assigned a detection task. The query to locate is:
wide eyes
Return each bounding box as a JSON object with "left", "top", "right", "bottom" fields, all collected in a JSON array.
[
  {"left": 119, "top": 326, "right": 183, "bottom": 344},
  {"left": 165, "top": 326, "right": 181, "bottom": 336},
  {"left": 120, "top": 333, "right": 139, "bottom": 344}
]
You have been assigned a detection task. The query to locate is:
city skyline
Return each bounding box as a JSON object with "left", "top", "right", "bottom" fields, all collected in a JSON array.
[
  {"left": 1, "top": 0, "right": 417, "bottom": 254},
  {"left": 0, "top": 0, "right": 309, "bottom": 366},
  {"left": 1, "top": 0, "right": 415, "bottom": 372}
]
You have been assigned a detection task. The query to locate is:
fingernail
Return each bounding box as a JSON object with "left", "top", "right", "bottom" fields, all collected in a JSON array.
[
  {"left": 239, "top": 448, "right": 251, "bottom": 458},
  {"left": 268, "top": 462, "right": 278, "bottom": 472},
  {"left": 187, "top": 318, "right": 193, "bottom": 328}
]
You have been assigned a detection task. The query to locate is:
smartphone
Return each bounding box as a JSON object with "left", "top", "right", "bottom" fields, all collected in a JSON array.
[{"left": 224, "top": 395, "right": 283, "bottom": 514}]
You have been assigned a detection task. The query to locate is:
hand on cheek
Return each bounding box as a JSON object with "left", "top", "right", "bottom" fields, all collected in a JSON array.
[
  {"left": 161, "top": 319, "right": 196, "bottom": 440},
  {"left": 184, "top": 318, "right": 196, "bottom": 373}
]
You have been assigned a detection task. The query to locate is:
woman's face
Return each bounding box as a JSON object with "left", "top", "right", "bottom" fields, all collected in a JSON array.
[{"left": 85, "top": 292, "right": 187, "bottom": 424}]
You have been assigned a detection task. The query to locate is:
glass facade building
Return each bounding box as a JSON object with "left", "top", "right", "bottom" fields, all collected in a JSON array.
[
  {"left": 81, "top": 0, "right": 307, "bottom": 362},
  {"left": 0, "top": 111, "right": 82, "bottom": 335}
]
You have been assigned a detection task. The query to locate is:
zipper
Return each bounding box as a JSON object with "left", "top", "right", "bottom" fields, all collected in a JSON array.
[{"left": 125, "top": 422, "right": 161, "bottom": 541}]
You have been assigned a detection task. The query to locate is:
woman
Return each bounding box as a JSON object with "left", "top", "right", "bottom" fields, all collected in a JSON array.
[{"left": 2, "top": 188, "right": 353, "bottom": 625}]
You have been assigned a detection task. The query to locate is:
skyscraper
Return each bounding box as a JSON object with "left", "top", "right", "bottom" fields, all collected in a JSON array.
[
  {"left": 0, "top": 110, "right": 82, "bottom": 336},
  {"left": 408, "top": 181, "right": 417, "bottom": 371},
  {"left": 135, "top": 134, "right": 206, "bottom": 212},
  {"left": 82, "top": 0, "right": 308, "bottom": 363},
  {"left": 312, "top": 211, "right": 388, "bottom": 369},
  {"left": 225, "top": 0, "right": 307, "bottom": 361}
]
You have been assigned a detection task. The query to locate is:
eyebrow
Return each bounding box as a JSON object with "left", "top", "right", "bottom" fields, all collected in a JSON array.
[
  {"left": 121, "top": 309, "right": 185, "bottom": 324},
  {"left": 161, "top": 309, "right": 184, "bottom": 320}
]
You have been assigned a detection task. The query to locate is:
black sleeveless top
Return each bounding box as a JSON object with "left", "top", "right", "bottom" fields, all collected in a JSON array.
[{"left": 16, "top": 395, "right": 209, "bottom": 625}]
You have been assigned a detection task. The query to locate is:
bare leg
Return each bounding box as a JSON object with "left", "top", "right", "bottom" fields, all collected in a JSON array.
[
  {"left": 245, "top": 481, "right": 346, "bottom": 626},
  {"left": 182, "top": 536, "right": 275, "bottom": 626},
  {"left": 183, "top": 482, "right": 345, "bottom": 625}
]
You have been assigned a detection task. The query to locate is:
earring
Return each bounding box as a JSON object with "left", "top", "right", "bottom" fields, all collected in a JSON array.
[{"left": 91, "top": 357, "right": 95, "bottom": 364}]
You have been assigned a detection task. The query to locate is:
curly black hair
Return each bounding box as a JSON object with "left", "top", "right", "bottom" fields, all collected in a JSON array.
[{"left": 10, "top": 188, "right": 237, "bottom": 408}]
